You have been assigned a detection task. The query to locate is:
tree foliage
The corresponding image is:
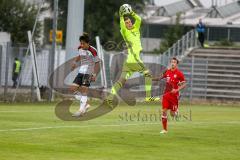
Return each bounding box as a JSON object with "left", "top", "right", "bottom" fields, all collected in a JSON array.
[
  {"left": 0, "top": 0, "right": 41, "bottom": 45},
  {"left": 46, "top": 0, "right": 147, "bottom": 46},
  {"left": 158, "top": 13, "right": 184, "bottom": 54},
  {"left": 84, "top": 0, "right": 145, "bottom": 44}
]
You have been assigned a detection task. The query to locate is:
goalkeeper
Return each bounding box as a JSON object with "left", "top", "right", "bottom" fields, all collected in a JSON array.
[{"left": 107, "top": 4, "right": 154, "bottom": 103}]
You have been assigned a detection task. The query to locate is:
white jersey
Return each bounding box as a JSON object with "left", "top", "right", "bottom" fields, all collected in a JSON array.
[{"left": 78, "top": 45, "right": 100, "bottom": 75}]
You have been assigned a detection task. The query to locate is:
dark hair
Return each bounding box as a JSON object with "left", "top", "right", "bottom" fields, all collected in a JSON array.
[
  {"left": 79, "top": 32, "right": 90, "bottom": 43},
  {"left": 171, "top": 57, "right": 179, "bottom": 64},
  {"left": 124, "top": 15, "right": 131, "bottom": 21},
  {"left": 123, "top": 15, "right": 135, "bottom": 23}
]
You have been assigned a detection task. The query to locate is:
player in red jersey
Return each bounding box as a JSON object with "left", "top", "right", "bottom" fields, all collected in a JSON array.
[{"left": 153, "top": 57, "right": 186, "bottom": 134}]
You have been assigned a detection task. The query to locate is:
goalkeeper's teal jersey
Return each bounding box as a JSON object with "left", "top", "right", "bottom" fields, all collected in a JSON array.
[{"left": 120, "top": 12, "right": 143, "bottom": 63}]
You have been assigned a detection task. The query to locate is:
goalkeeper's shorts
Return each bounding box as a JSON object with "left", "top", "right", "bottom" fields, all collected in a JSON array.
[{"left": 120, "top": 60, "right": 151, "bottom": 80}]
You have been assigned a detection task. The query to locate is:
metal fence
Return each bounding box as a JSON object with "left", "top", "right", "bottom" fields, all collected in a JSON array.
[
  {"left": 179, "top": 55, "right": 240, "bottom": 101},
  {"left": 143, "top": 24, "right": 240, "bottom": 42},
  {"left": 0, "top": 44, "right": 52, "bottom": 87},
  {"left": 142, "top": 50, "right": 240, "bottom": 101},
  {"left": 0, "top": 43, "right": 63, "bottom": 101},
  {"left": 1, "top": 38, "right": 240, "bottom": 102},
  {"left": 141, "top": 33, "right": 240, "bottom": 102},
  {"left": 1, "top": 30, "right": 199, "bottom": 101},
  {"left": 0, "top": 42, "right": 108, "bottom": 102},
  {"left": 159, "top": 29, "right": 198, "bottom": 66}
]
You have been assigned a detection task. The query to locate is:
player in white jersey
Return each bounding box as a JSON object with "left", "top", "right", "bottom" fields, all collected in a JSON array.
[{"left": 70, "top": 33, "right": 100, "bottom": 117}]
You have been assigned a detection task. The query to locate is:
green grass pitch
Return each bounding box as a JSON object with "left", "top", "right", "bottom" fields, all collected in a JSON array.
[{"left": 0, "top": 101, "right": 239, "bottom": 160}]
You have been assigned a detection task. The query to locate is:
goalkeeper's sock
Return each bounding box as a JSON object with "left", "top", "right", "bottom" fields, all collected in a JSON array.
[
  {"left": 162, "top": 112, "right": 168, "bottom": 131},
  {"left": 109, "top": 81, "right": 123, "bottom": 99},
  {"left": 144, "top": 73, "right": 152, "bottom": 98},
  {"left": 79, "top": 95, "right": 88, "bottom": 112}
]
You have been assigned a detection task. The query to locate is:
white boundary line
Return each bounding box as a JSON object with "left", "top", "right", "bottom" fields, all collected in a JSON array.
[
  {"left": 0, "top": 123, "right": 160, "bottom": 132},
  {"left": 0, "top": 121, "right": 239, "bottom": 132},
  {"left": 0, "top": 111, "right": 51, "bottom": 113}
]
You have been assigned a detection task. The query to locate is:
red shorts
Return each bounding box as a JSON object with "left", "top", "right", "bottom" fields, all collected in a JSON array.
[{"left": 162, "top": 95, "right": 179, "bottom": 112}]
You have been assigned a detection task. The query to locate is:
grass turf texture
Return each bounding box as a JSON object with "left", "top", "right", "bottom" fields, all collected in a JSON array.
[{"left": 0, "top": 102, "right": 239, "bottom": 160}]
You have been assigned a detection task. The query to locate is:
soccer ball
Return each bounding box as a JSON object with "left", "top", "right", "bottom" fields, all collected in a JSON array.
[{"left": 119, "top": 4, "right": 132, "bottom": 16}]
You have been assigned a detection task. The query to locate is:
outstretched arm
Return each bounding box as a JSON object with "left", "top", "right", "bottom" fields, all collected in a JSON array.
[
  {"left": 152, "top": 74, "right": 164, "bottom": 81},
  {"left": 152, "top": 69, "right": 167, "bottom": 81},
  {"left": 120, "top": 16, "right": 126, "bottom": 31},
  {"left": 131, "top": 12, "right": 141, "bottom": 29}
]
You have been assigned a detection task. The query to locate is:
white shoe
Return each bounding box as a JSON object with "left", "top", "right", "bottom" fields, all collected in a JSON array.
[
  {"left": 85, "top": 104, "right": 91, "bottom": 112},
  {"left": 72, "top": 110, "right": 84, "bottom": 117},
  {"left": 81, "top": 103, "right": 91, "bottom": 113},
  {"left": 160, "top": 130, "right": 168, "bottom": 134}
]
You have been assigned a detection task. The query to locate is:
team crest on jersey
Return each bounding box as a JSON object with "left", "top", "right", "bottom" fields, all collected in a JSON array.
[
  {"left": 166, "top": 76, "right": 170, "bottom": 82},
  {"left": 174, "top": 74, "right": 177, "bottom": 78}
]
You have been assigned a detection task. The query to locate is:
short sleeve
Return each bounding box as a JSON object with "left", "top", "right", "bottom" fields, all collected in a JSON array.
[
  {"left": 88, "top": 46, "right": 100, "bottom": 63},
  {"left": 178, "top": 71, "right": 185, "bottom": 82},
  {"left": 93, "top": 55, "right": 100, "bottom": 63}
]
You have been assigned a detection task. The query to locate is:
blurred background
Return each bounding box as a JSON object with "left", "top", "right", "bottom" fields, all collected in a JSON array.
[{"left": 0, "top": 0, "right": 240, "bottom": 102}]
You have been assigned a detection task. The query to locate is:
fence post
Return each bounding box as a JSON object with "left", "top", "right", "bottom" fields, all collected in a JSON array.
[
  {"left": 193, "top": 31, "right": 195, "bottom": 47},
  {"left": 31, "top": 69, "right": 35, "bottom": 102},
  {"left": 204, "top": 57, "right": 208, "bottom": 100},
  {"left": 162, "top": 54, "right": 164, "bottom": 65},
  {"left": 227, "top": 28, "right": 231, "bottom": 41},
  {"left": 28, "top": 31, "right": 41, "bottom": 101},
  {"left": 47, "top": 48, "right": 52, "bottom": 100},
  {"left": 182, "top": 35, "right": 185, "bottom": 53},
  {"left": 166, "top": 53, "right": 169, "bottom": 66},
  {"left": 172, "top": 44, "right": 176, "bottom": 57},
  {"left": 190, "top": 56, "right": 194, "bottom": 101},
  {"left": 192, "top": 30, "right": 195, "bottom": 47},
  {"left": 167, "top": 48, "right": 171, "bottom": 65},
  {"left": 195, "top": 31, "right": 198, "bottom": 47},
  {"left": 186, "top": 32, "right": 189, "bottom": 49},
  {"left": 207, "top": 28, "right": 210, "bottom": 41},
  {"left": 177, "top": 40, "right": 180, "bottom": 56},
  {"left": 191, "top": 30, "right": 194, "bottom": 47},
  {"left": 96, "top": 36, "right": 107, "bottom": 88},
  {"left": 0, "top": 45, "right": 2, "bottom": 86},
  {"left": 4, "top": 42, "right": 11, "bottom": 101}
]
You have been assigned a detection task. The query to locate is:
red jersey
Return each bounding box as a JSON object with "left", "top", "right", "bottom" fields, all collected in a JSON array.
[{"left": 162, "top": 68, "right": 185, "bottom": 98}]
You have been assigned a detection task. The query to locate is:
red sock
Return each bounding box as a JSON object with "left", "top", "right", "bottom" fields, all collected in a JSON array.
[{"left": 162, "top": 112, "right": 167, "bottom": 131}]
